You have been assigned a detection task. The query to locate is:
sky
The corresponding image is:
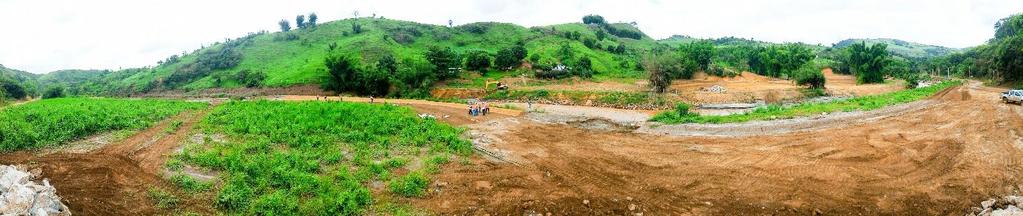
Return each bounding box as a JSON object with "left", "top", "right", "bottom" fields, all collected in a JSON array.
[{"left": 0, "top": 0, "right": 1020, "bottom": 73}]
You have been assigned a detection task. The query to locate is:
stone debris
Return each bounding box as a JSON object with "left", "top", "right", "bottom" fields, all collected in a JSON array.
[
  {"left": 0, "top": 165, "right": 70, "bottom": 216},
  {"left": 704, "top": 85, "right": 727, "bottom": 93},
  {"left": 971, "top": 195, "right": 1023, "bottom": 216}
]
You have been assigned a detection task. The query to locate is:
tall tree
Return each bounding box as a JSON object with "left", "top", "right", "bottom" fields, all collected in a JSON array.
[
  {"left": 846, "top": 42, "right": 889, "bottom": 84},
  {"left": 307, "top": 13, "right": 318, "bottom": 27},
  {"left": 678, "top": 41, "right": 715, "bottom": 71},
  {"left": 426, "top": 46, "right": 459, "bottom": 79},
  {"left": 278, "top": 19, "right": 291, "bottom": 32},
  {"left": 296, "top": 15, "right": 306, "bottom": 29}
]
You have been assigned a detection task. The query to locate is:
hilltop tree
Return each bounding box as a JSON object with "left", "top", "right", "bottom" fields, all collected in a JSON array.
[
  {"left": 296, "top": 15, "right": 306, "bottom": 29},
  {"left": 307, "top": 13, "right": 318, "bottom": 27},
  {"left": 278, "top": 19, "right": 291, "bottom": 32},
  {"left": 582, "top": 15, "right": 606, "bottom": 25}
]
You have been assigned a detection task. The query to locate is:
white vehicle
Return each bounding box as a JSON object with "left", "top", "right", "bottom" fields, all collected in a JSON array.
[{"left": 1003, "top": 90, "right": 1023, "bottom": 104}]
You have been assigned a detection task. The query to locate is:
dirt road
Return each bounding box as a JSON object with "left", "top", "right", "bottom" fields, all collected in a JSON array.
[
  {"left": 0, "top": 108, "right": 214, "bottom": 215},
  {"left": 411, "top": 83, "right": 1023, "bottom": 215}
]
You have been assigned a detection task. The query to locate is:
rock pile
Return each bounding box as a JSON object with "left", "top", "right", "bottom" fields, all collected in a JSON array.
[
  {"left": 971, "top": 195, "right": 1023, "bottom": 216},
  {"left": 0, "top": 165, "right": 70, "bottom": 216},
  {"left": 704, "top": 85, "right": 727, "bottom": 93}
]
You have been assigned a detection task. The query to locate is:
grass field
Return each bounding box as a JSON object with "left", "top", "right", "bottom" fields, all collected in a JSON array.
[
  {"left": 651, "top": 80, "right": 962, "bottom": 124},
  {"left": 176, "top": 100, "right": 470, "bottom": 215},
  {"left": 0, "top": 98, "right": 206, "bottom": 152}
]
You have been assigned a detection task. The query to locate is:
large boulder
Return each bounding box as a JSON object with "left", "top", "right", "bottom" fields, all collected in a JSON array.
[{"left": 0, "top": 165, "right": 70, "bottom": 216}]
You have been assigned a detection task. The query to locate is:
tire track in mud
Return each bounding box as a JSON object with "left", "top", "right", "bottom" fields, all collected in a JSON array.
[{"left": 0, "top": 107, "right": 215, "bottom": 215}]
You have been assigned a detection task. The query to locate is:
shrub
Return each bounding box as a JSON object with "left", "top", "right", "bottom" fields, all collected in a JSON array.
[
  {"left": 495, "top": 44, "right": 527, "bottom": 69},
  {"left": 236, "top": 70, "right": 266, "bottom": 88},
  {"left": 674, "top": 103, "right": 691, "bottom": 116},
  {"left": 42, "top": 86, "right": 65, "bottom": 99},
  {"left": 794, "top": 64, "right": 826, "bottom": 89}
]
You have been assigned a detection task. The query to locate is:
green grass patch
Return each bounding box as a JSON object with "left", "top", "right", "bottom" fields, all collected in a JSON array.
[
  {"left": 0, "top": 98, "right": 205, "bottom": 152},
  {"left": 652, "top": 80, "right": 962, "bottom": 124},
  {"left": 147, "top": 187, "right": 181, "bottom": 209},
  {"left": 178, "top": 100, "right": 471, "bottom": 215},
  {"left": 388, "top": 172, "right": 430, "bottom": 198},
  {"left": 170, "top": 174, "right": 213, "bottom": 193}
]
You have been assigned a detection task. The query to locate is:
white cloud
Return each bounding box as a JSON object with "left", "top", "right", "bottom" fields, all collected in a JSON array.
[{"left": 0, "top": 0, "right": 1020, "bottom": 73}]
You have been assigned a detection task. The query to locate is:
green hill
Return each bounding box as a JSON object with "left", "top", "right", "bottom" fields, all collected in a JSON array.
[
  {"left": 91, "top": 17, "right": 664, "bottom": 95},
  {"left": 833, "top": 38, "right": 958, "bottom": 59},
  {"left": 0, "top": 64, "right": 40, "bottom": 99}
]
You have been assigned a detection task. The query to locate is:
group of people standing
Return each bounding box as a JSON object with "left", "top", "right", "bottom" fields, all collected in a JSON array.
[{"left": 468, "top": 98, "right": 489, "bottom": 117}]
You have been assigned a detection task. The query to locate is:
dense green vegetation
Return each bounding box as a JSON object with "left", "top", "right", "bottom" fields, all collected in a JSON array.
[
  {"left": 0, "top": 98, "right": 205, "bottom": 151},
  {"left": 0, "top": 64, "right": 40, "bottom": 101},
  {"left": 651, "top": 80, "right": 961, "bottom": 124},
  {"left": 176, "top": 100, "right": 470, "bottom": 215},
  {"left": 925, "top": 14, "right": 1023, "bottom": 85}
]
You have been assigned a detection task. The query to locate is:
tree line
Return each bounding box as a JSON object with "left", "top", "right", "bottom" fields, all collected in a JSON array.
[{"left": 925, "top": 14, "right": 1023, "bottom": 83}]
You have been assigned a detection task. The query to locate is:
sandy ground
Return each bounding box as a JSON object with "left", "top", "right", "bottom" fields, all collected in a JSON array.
[
  {"left": 404, "top": 83, "right": 1023, "bottom": 215},
  {"left": 0, "top": 81, "right": 1012, "bottom": 215},
  {"left": 0, "top": 107, "right": 215, "bottom": 216}
]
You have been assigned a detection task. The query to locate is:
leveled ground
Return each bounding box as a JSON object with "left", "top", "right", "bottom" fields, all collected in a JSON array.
[
  {"left": 392, "top": 83, "right": 1023, "bottom": 215},
  {"left": 433, "top": 68, "right": 904, "bottom": 108}
]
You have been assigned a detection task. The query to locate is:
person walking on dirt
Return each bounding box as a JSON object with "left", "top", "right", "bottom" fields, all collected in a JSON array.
[
  {"left": 482, "top": 101, "right": 490, "bottom": 116},
  {"left": 369, "top": 96, "right": 374, "bottom": 103}
]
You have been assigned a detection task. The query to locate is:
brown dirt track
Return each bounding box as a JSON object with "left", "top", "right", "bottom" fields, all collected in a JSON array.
[
  {"left": 0, "top": 108, "right": 214, "bottom": 215},
  {"left": 411, "top": 83, "right": 1023, "bottom": 215}
]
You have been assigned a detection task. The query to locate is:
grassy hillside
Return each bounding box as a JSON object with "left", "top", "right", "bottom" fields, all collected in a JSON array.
[
  {"left": 100, "top": 17, "right": 662, "bottom": 94},
  {"left": 0, "top": 64, "right": 41, "bottom": 99},
  {"left": 834, "top": 38, "right": 958, "bottom": 59}
]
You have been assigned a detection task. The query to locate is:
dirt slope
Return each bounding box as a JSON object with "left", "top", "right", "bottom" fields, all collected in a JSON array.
[
  {"left": 413, "top": 84, "right": 1023, "bottom": 215},
  {"left": 0, "top": 108, "right": 214, "bottom": 215}
]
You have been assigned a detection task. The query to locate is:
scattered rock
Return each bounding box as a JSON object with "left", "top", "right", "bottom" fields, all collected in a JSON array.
[
  {"left": 983, "top": 199, "right": 998, "bottom": 209},
  {"left": 704, "top": 85, "right": 727, "bottom": 93},
  {"left": 629, "top": 203, "right": 637, "bottom": 211},
  {"left": 583, "top": 199, "right": 590, "bottom": 205},
  {"left": 0, "top": 165, "right": 70, "bottom": 216},
  {"left": 973, "top": 195, "right": 1023, "bottom": 216}
]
